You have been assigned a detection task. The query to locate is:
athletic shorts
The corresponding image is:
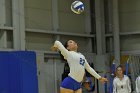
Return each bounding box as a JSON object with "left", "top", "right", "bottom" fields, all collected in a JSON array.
[{"left": 61, "top": 76, "right": 82, "bottom": 91}]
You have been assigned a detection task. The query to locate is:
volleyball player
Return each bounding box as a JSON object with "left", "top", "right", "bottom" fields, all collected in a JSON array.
[
  {"left": 113, "top": 65, "right": 131, "bottom": 93},
  {"left": 52, "top": 40, "right": 108, "bottom": 93},
  {"left": 136, "top": 69, "right": 140, "bottom": 93}
]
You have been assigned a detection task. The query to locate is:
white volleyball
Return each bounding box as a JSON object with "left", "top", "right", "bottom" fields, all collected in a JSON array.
[{"left": 71, "top": 0, "right": 84, "bottom": 14}]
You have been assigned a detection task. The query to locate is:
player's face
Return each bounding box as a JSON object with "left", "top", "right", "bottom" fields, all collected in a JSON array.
[
  {"left": 117, "top": 67, "right": 123, "bottom": 76},
  {"left": 67, "top": 40, "right": 78, "bottom": 51}
]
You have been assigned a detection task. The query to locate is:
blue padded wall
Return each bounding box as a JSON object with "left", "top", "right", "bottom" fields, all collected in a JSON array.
[{"left": 0, "top": 51, "right": 38, "bottom": 93}]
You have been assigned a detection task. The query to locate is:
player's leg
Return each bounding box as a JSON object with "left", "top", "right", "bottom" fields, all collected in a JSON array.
[
  {"left": 74, "top": 88, "right": 82, "bottom": 93},
  {"left": 60, "top": 87, "right": 74, "bottom": 93}
]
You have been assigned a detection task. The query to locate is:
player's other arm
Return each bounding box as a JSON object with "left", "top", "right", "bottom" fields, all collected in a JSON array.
[{"left": 85, "top": 60, "right": 108, "bottom": 84}]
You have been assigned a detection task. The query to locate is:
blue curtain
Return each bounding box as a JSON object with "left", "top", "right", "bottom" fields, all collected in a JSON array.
[
  {"left": 109, "top": 63, "right": 115, "bottom": 93},
  {"left": 0, "top": 51, "right": 38, "bottom": 93}
]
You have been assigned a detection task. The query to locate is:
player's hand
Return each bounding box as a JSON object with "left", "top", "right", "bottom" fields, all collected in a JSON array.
[
  {"left": 99, "top": 77, "right": 108, "bottom": 84},
  {"left": 51, "top": 46, "right": 58, "bottom": 51}
]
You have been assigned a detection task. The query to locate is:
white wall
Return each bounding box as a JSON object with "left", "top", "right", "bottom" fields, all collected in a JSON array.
[
  {"left": 58, "top": 0, "right": 89, "bottom": 33},
  {"left": 26, "top": 32, "right": 54, "bottom": 51},
  {"left": 24, "top": 0, "right": 90, "bottom": 33},
  {"left": 24, "top": 0, "right": 92, "bottom": 51},
  {"left": 120, "top": 35, "right": 140, "bottom": 51},
  {"left": 5, "top": 0, "right": 12, "bottom": 26},
  {"left": 36, "top": 52, "right": 65, "bottom": 93},
  {"left": 119, "top": 0, "right": 140, "bottom": 51},
  {"left": 24, "top": 0, "right": 53, "bottom": 30},
  {"left": 119, "top": 0, "right": 140, "bottom": 32}
]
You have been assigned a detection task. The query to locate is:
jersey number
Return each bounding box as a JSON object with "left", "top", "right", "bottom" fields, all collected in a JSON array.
[{"left": 80, "top": 58, "right": 85, "bottom": 66}]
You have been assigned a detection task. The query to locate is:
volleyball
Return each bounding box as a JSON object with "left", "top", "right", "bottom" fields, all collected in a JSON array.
[{"left": 71, "top": 0, "right": 84, "bottom": 14}]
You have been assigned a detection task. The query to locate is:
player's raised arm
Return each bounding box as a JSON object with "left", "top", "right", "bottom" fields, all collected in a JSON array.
[{"left": 52, "top": 40, "right": 69, "bottom": 59}]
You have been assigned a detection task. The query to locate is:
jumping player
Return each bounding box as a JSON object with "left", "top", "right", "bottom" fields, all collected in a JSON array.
[{"left": 52, "top": 40, "right": 108, "bottom": 93}]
